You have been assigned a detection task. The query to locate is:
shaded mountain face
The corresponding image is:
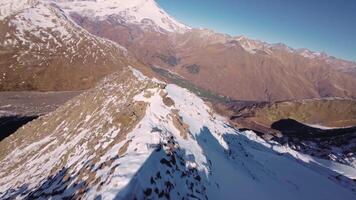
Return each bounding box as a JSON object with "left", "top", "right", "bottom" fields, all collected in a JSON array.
[
  {"left": 270, "top": 119, "right": 356, "bottom": 168},
  {"left": 223, "top": 99, "right": 356, "bottom": 167},
  {"left": 1, "top": 67, "right": 355, "bottom": 200},
  {"left": 234, "top": 98, "right": 356, "bottom": 128},
  {"left": 0, "top": 0, "right": 142, "bottom": 91}
]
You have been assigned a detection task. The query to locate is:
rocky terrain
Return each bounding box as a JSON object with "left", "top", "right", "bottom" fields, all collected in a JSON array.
[
  {"left": 0, "top": 0, "right": 142, "bottom": 91},
  {"left": 1, "top": 0, "right": 356, "bottom": 101},
  {"left": 0, "top": 67, "right": 355, "bottom": 200},
  {"left": 68, "top": 16, "right": 356, "bottom": 101},
  {"left": 0, "top": 0, "right": 355, "bottom": 199}
]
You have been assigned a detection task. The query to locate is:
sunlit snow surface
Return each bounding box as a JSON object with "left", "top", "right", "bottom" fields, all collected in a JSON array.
[
  {"left": 0, "top": 67, "right": 355, "bottom": 199},
  {"left": 52, "top": 0, "right": 189, "bottom": 33}
]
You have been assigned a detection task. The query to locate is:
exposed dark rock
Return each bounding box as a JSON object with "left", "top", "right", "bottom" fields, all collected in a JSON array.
[
  {"left": 157, "top": 54, "right": 180, "bottom": 66},
  {"left": 184, "top": 64, "right": 200, "bottom": 74},
  {"left": 0, "top": 115, "right": 38, "bottom": 141}
]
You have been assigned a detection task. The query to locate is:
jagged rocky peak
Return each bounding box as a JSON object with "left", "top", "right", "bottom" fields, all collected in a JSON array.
[{"left": 0, "top": 66, "right": 355, "bottom": 199}]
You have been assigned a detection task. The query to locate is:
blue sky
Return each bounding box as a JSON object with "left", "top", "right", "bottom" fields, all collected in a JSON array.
[{"left": 156, "top": 0, "right": 356, "bottom": 61}]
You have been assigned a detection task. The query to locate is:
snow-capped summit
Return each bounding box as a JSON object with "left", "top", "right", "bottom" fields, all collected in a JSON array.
[
  {"left": 295, "top": 48, "right": 327, "bottom": 59},
  {"left": 1, "top": 0, "right": 190, "bottom": 32},
  {"left": 52, "top": 0, "right": 190, "bottom": 33},
  {"left": 235, "top": 35, "right": 273, "bottom": 54}
]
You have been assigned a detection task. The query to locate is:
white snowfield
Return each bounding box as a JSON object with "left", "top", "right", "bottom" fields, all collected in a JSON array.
[
  {"left": 52, "top": 0, "right": 190, "bottom": 33},
  {"left": 0, "top": 67, "right": 355, "bottom": 200},
  {"left": 0, "top": 0, "right": 34, "bottom": 20}
]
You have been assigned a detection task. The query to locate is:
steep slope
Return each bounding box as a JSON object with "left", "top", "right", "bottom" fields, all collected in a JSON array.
[
  {"left": 54, "top": 0, "right": 190, "bottom": 60},
  {"left": 0, "top": 0, "right": 139, "bottom": 91},
  {"left": 143, "top": 29, "right": 356, "bottom": 101},
  {"left": 0, "top": 67, "right": 355, "bottom": 199},
  {"left": 59, "top": 0, "right": 356, "bottom": 102},
  {"left": 2, "top": 0, "right": 355, "bottom": 101},
  {"left": 54, "top": 0, "right": 189, "bottom": 33}
]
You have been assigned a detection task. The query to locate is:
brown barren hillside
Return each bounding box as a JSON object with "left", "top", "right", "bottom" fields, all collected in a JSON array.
[
  {"left": 68, "top": 15, "right": 356, "bottom": 101},
  {"left": 0, "top": 0, "right": 143, "bottom": 91},
  {"left": 1, "top": 0, "right": 356, "bottom": 103}
]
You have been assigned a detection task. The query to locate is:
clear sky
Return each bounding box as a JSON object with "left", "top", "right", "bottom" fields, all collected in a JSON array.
[{"left": 156, "top": 0, "right": 356, "bottom": 61}]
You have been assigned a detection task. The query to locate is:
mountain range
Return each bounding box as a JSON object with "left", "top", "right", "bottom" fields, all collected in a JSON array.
[
  {"left": 0, "top": 0, "right": 355, "bottom": 199},
  {"left": 1, "top": 0, "right": 356, "bottom": 101}
]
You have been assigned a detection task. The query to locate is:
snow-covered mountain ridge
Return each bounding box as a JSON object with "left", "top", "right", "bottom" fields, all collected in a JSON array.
[
  {"left": 0, "top": 1, "right": 356, "bottom": 198},
  {"left": 234, "top": 34, "right": 356, "bottom": 69},
  {"left": 1, "top": 0, "right": 126, "bottom": 63},
  {"left": 0, "top": 0, "right": 138, "bottom": 91},
  {"left": 52, "top": 0, "right": 190, "bottom": 33},
  {"left": 0, "top": 67, "right": 355, "bottom": 199}
]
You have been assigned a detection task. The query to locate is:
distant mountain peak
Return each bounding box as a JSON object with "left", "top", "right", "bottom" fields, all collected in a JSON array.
[{"left": 234, "top": 35, "right": 356, "bottom": 67}]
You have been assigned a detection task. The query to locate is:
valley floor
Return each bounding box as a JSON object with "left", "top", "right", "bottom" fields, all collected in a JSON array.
[
  {"left": 0, "top": 91, "right": 82, "bottom": 141},
  {"left": 0, "top": 91, "right": 82, "bottom": 117}
]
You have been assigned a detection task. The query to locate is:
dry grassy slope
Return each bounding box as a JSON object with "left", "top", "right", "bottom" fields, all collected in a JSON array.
[
  {"left": 68, "top": 17, "right": 356, "bottom": 101},
  {"left": 0, "top": 68, "right": 159, "bottom": 195},
  {"left": 0, "top": 2, "right": 142, "bottom": 91},
  {"left": 3, "top": 3, "right": 354, "bottom": 101},
  {"left": 70, "top": 14, "right": 174, "bottom": 64},
  {"left": 168, "top": 30, "right": 356, "bottom": 101},
  {"left": 238, "top": 99, "right": 356, "bottom": 128}
]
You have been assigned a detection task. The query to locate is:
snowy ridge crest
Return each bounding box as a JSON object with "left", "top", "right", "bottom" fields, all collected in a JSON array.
[{"left": 0, "top": 67, "right": 355, "bottom": 199}]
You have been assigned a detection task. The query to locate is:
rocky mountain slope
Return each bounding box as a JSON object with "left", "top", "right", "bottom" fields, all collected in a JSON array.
[
  {"left": 0, "top": 0, "right": 140, "bottom": 91},
  {"left": 236, "top": 36, "right": 356, "bottom": 74},
  {"left": 128, "top": 29, "right": 356, "bottom": 101},
  {"left": 0, "top": 67, "right": 355, "bottom": 199},
  {"left": 1, "top": 0, "right": 355, "bottom": 102},
  {"left": 55, "top": 0, "right": 356, "bottom": 101},
  {"left": 0, "top": 1, "right": 355, "bottom": 199}
]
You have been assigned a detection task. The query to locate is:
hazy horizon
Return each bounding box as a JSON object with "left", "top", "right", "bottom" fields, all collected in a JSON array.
[{"left": 157, "top": 0, "right": 356, "bottom": 62}]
